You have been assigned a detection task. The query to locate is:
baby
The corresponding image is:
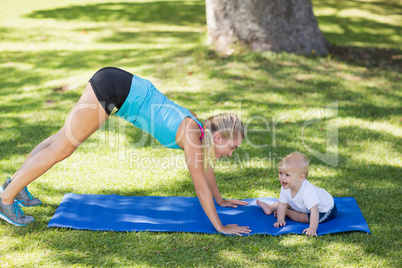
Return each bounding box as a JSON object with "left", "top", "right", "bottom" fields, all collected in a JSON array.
[{"left": 257, "top": 152, "right": 337, "bottom": 236}]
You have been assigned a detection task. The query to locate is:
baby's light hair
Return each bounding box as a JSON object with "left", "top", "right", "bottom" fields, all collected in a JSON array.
[
  {"left": 202, "top": 113, "right": 246, "bottom": 171},
  {"left": 280, "top": 151, "right": 309, "bottom": 177}
]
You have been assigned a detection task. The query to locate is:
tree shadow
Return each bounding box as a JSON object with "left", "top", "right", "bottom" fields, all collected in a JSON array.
[
  {"left": 329, "top": 45, "right": 401, "bottom": 70},
  {"left": 311, "top": 0, "right": 401, "bottom": 69},
  {"left": 98, "top": 30, "right": 204, "bottom": 44},
  {"left": 1, "top": 46, "right": 399, "bottom": 163},
  {"left": 25, "top": 1, "right": 206, "bottom": 26}
]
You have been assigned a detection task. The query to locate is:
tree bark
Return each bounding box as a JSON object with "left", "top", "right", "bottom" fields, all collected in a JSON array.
[{"left": 205, "top": 0, "right": 330, "bottom": 55}]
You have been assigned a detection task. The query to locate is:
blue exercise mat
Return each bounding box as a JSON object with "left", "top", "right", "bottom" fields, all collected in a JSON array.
[{"left": 48, "top": 194, "right": 371, "bottom": 236}]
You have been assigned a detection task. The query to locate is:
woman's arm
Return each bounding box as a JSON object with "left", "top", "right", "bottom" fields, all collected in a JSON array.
[
  {"left": 204, "top": 165, "right": 224, "bottom": 204},
  {"left": 180, "top": 123, "right": 250, "bottom": 235},
  {"left": 205, "top": 165, "right": 248, "bottom": 207}
]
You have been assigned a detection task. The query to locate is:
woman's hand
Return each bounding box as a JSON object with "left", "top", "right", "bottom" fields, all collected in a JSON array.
[
  {"left": 218, "top": 199, "right": 248, "bottom": 208},
  {"left": 218, "top": 224, "right": 251, "bottom": 236}
]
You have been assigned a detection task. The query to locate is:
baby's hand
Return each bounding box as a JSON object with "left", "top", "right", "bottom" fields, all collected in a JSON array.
[
  {"left": 273, "top": 220, "right": 286, "bottom": 228},
  {"left": 303, "top": 227, "right": 317, "bottom": 237}
]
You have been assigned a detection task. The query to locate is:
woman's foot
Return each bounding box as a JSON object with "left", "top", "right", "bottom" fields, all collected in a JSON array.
[
  {"left": 0, "top": 198, "right": 35, "bottom": 226},
  {"left": 1, "top": 178, "right": 41, "bottom": 207}
]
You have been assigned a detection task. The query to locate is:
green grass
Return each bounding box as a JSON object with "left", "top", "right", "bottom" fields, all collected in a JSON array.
[{"left": 0, "top": 0, "right": 401, "bottom": 267}]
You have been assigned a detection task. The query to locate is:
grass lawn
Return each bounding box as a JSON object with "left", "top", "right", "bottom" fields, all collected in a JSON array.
[{"left": 0, "top": 0, "right": 401, "bottom": 267}]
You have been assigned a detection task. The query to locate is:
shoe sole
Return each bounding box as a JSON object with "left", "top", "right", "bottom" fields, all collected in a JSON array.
[
  {"left": 0, "top": 212, "right": 32, "bottom": 226},
  {"left": 0, "top": 187, "right": 42, "bottom": 207}
]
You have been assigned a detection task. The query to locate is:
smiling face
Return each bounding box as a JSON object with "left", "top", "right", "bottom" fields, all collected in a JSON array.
[
  {"left": 213, "top": 132, "right": 243, "bottom": 159},
  {"left": 278, "top": 152, "right": 309, "bottom": 193},
  {"left": 278, "top": 164, "right": 305, "bottom": 193}
]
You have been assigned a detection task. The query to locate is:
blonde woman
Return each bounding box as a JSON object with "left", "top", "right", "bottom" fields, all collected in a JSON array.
[{"left": 0, "top": 67, "right": 251, "bottom": 235}]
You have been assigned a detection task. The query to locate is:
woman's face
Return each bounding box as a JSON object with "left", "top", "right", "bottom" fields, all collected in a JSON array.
[{"left": 213, "top": 132, "right": 243, "bottom": 159}]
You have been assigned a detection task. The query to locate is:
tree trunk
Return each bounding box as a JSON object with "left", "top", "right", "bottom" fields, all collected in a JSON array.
[{"left": 205, "top": 0, "right": 330, "bottom": 55}]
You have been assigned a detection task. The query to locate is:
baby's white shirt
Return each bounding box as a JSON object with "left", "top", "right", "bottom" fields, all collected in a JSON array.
[{"left": 278, "top": 179, "right": 334, "bottom": 213}]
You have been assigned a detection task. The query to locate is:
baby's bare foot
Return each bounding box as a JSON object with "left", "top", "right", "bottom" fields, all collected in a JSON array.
[{"left": 257, "top": 199, "right": 274, "bottom": 215}]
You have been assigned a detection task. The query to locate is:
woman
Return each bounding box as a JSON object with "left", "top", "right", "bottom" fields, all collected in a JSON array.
[{"left": 0, "top": 67, "right": 251, "bottom": 235}]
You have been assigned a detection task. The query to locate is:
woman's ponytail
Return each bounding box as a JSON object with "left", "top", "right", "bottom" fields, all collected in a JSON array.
[{"left": 202, "top": 127, "right": 215, "bottom": 171}]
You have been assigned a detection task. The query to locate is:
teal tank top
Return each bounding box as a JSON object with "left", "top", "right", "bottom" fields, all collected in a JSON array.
[{"left": 115, "top": 75, "right": 203, "bottom": 149}]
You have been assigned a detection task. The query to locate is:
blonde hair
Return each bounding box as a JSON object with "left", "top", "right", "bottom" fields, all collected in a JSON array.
[
  {"left": 280, "top": 151, "right": 309, "bottom": 177},
  {"left": 202, "top": 113, "right": 246, "bottom": 171}
]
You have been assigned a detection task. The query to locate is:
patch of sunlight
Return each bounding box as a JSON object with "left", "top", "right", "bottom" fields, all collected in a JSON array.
[
  {"left": 338, "top": 9, "right": 401, "bottom": 26},
  {"left": 303, "top": 136, "right": 327, "bottom": 145},
  {"left": 389, "top": 34, "right": 402, "bottom": 43},
  {"left": 351, "top": 147, "right": 400, "bottom": 166},
  {"left": 362, "top": 180, "right": 398, "bottom": 191},
  {"left": 280, "top": 236, "right": 313, "bottom": 246},
  {"left": 319, "top": 24, "right": 345, "bottom": 34},
  {"left": 314, "top": 7, "right": 338, "bottom": 16},
  {"left": 132, "top": 24, "right": 205, "bottom": 33},
  {"left": 256, "top": 252, "right": 281, "bottom": 263},
  {"left": 0, "top": 62, "right": 35, "bottom": 71},
  {"left": 252, "top": 190, "right": 278, "bottom": 198},
  {"left": 339, "top": 119, "right": 401, "bottom": 166},
  {"left": 259, "top": 92, "right": 287, "bottom": 104},
  {"left": 1, "top": 246, "right": 52, "bottom": 267},
  {"left": 341, "top": 118, "right": 401, "bottom": 138},
  {"left": 274, "top": 106, "right": 336, "bottom": 122},
  {"left": 324, "top": 242, "right": 367, "bottom": 259},
  {"left": 218, "top": 250, "right": 254, "bottom": 265},
  {"left": 346, "top": 41, "right": 389, "bottom": 48},
  {"left": 362, "top": 75, "right": 402, "bottom": 93},
  {"left": 0, "top": 42, "right": 198, "bottom": 52},
  {"left": 172, "top": 75, "right": 215, "bottom": 93},
  {"left": 310, "top": 166, "right": 341, "bottom": 178},
  {"left": 347, "top": 25, "right": 399, "bottom": 37}
]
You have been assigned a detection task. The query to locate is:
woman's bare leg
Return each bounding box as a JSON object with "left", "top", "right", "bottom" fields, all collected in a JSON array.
[
  {"left": 10, "top": 134, "right": 58, "bottom": 181},
  {"left": 1, "top": 83, "right": 108, "bottom": 205}
]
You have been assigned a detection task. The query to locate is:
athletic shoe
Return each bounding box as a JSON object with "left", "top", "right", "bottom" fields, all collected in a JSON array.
[
  {"left": 0, "top": 178, "right": 41, "bottom": 207},
  {"left": 0, "top": 198, "right": 35, "bottom": 226}
]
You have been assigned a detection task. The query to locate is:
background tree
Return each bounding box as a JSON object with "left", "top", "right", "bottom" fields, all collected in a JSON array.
[{"left": 205, "top": 0, "right": 330, "bottom": 55}]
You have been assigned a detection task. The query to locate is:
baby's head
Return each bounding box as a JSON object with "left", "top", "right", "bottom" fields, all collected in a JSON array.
[{"left": 279, "top": 152, "right": 309, "bottom": 179}]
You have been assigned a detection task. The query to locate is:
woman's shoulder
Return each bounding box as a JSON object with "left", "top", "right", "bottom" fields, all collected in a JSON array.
[
  {"left": 176, "top": 117, "right": 203, "bottom": 149},
  {"left": 184, "top": 117, "right": 203, "bottom": 137}
]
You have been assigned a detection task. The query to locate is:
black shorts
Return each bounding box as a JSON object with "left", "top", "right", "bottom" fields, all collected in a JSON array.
[{"left": 89, "top": 67, "right": 133, "bottom": 115}]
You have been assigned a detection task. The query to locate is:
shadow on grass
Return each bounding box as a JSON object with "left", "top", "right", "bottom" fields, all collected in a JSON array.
[
  {"left": 1, "top": 47, "right": 400, "bottom": 160},
  {"left": 25, "top": 1, "right": 206, "bottom": 26},
  {"left": 20, "top": 0, "right": 401, "bottom": 72},
  {"left": 99, "top": 30, "right": 204, "bottom": 44},
  {"left": 318, "top": 15, "right": 400, "bottom": 47},
  {"left": 311, "top": 0, "right": 402, "bottom": 69},
  {"left": 312, "top": 0, "right": 401, "bottom": 46},
  {"left": 329, "top": 45, "right": 401, "bottom": 70}
]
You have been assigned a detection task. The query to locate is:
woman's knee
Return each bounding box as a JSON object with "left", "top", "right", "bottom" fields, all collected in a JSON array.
[
  {"left": 52, "top": 146, "right": 76, "bottom": 163},
  {"left": 48, "top": 135, "right": 78, "bottom": 163}
]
